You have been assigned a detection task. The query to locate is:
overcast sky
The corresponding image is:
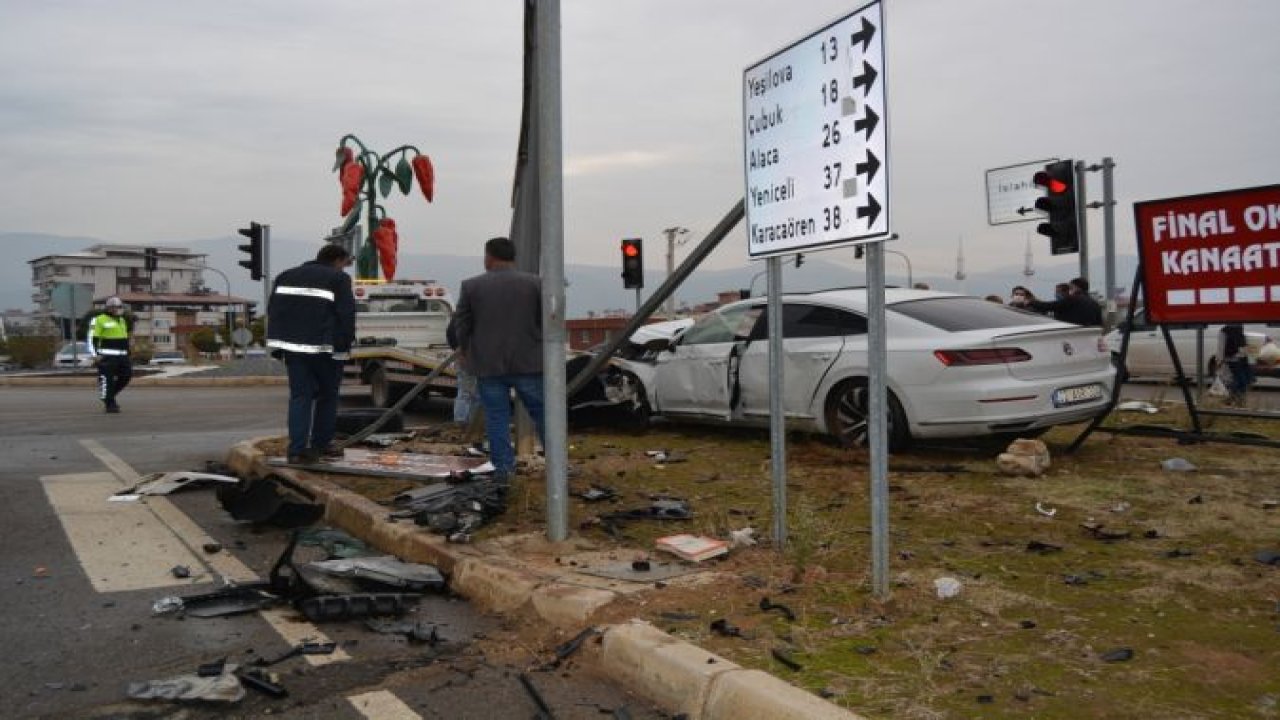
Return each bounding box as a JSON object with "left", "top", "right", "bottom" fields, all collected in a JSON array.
[{"left": 3, "top": 0, "right": 1278, "bottom": 286}]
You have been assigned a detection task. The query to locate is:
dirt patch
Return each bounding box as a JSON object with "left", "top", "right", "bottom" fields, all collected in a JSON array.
[{"left": 256, "top": 405, "right": 1280, "bottom": 718}]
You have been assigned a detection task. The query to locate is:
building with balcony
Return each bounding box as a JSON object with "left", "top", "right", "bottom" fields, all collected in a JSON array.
[{"left": 28, "top": 244, "right": 255, "bottom": 351}]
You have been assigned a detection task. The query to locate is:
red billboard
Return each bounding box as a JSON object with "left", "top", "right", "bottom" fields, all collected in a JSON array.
[{"left": 1136, "top": 184, "right": 1280, "bottom": 324}]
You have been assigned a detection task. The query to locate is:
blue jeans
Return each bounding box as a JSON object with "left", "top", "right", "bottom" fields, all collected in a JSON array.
[
  {"left": 477, "top": 374, "right": 545, "bottom": 476},
  {"left": 284, "top": 352, "right": 342, "bottom": 456}
]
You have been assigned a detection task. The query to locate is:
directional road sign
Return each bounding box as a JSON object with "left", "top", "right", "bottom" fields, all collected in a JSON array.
[
  {"left": 985, "top": 159, "right": 1057, "bottom": 225},
  {"left": 743, "top": 0, "right": 889, "bottom": 259}
]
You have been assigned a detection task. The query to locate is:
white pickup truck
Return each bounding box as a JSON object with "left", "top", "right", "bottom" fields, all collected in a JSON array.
[{"left": 345, "top": 279, "right": 458, "bottom": 407}]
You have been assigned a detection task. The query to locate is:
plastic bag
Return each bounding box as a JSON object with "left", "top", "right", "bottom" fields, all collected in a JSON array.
[{"left": 1208, "top": 375, "right": 1229, "bottom": 398}]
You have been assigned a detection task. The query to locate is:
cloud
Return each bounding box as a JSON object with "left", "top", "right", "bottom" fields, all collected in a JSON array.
[{"left": 565, "top": 149, "right": 676, "bottom": 177}]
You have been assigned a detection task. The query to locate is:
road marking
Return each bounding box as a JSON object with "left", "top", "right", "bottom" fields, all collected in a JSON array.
[
  {"left": 66, "top": 438, "right": 349, "bottom": 665},
  {"left": 41, "top": 472, "right": 207, "bottom": 593},
  {"left": 347, "top": 690, "right": 423, "bottom": 720}
]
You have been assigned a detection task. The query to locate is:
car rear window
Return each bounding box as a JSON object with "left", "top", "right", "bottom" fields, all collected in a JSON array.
[{"left": 891, "top": 298, "right": 1054, "bottom": 331}]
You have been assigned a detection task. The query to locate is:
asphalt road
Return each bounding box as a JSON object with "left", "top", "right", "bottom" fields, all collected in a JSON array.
[{"left": 0, "top": 385, "right": 662, "bottom": 720}]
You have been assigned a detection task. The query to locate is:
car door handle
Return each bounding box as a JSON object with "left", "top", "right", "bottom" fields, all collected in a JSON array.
[{"left": 813, "top": 354, "right": 834, "bottom": 362}]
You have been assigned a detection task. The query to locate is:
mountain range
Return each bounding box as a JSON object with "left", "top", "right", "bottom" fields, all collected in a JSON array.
[{"left": 3, "top": 231, "right": 1139, "bottom": 316}]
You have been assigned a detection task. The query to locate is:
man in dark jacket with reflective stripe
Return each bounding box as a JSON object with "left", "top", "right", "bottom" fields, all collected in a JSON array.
[{"left": 267, "top": 244, "right": 356, "bottom": 464}]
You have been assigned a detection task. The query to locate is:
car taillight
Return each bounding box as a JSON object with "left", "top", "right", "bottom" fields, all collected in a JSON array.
[
  {"left": 1097, "top": 337, "right": 1108, "bottom": 353},
  {"left": 933, "top": 348, "right": 1032, "bottom": 366}
]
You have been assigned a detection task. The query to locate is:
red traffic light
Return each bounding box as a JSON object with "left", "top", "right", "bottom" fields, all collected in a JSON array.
[
  {"left": 1033, "top": 171, "right": 1068, "bottom": 195},
  {"left": 622, "top": 241, "right": 640, "bottom": 258}
]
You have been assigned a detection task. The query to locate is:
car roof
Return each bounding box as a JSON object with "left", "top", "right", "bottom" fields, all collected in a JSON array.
[{"left": 729, "top": 287, "right": 962, "bottom": 312}]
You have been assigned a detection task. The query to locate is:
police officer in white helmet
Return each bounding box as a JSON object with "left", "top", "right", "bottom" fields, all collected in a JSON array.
[{"left": 87, "top": 296, "right": 132, "bottom": 413}]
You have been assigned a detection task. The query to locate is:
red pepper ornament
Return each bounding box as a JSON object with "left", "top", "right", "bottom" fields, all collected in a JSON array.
[
  {"left": 411, "top": 154, "right": 435, "bottom": 203},
  {"left": 340, "top": 162, "right": 364, "bottom": 216},
  {"left": 372, "top": 218, "right": 399, "bottom": 281}
]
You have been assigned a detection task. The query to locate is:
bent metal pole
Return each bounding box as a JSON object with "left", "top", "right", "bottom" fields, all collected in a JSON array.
[{"left": 566, "top": 199, "right": 745, "bottom": 397}]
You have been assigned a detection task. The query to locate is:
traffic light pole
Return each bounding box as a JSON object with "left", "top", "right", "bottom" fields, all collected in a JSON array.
[
  {"left": 1074, "top": 161, "right": 1090, "bottom": 282},
  {"left": 1101, "top": 157, "right": 1117, "bottom": 328},
  {"left": 261, "top": 224, "right": 271, "bottom": 334}
]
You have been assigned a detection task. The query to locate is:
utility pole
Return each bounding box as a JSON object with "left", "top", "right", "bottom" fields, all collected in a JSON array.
[{"left": 662, "top": 226, "right": 688, "bottom": 317}]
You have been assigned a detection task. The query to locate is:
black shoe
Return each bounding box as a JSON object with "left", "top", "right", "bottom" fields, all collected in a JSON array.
[
  {"left": 319, "top": 444, "right": 345, "bottom": 459},
  {"left": 105, "top": 403, "right": 120, "bottom": 414},
  {"left": 287, "top": 450, "right": 320, "bottom": 465}
]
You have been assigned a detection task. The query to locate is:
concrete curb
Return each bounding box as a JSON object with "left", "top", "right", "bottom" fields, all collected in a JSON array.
[
  {"left": 225, "top": 438, "right": 863, "bottom": 720},
  {"left": 0, "top": 375, "right": 287, "bottom": 387}
]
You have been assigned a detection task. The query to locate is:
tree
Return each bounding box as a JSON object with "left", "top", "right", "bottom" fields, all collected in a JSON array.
[{"left": 190, "top": 326, "right": 222, "bottom": 354}]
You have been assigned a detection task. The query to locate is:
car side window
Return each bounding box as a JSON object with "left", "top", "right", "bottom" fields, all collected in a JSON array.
[
  {"left": 751, "top": 304, "right": 867, "bottom": 339},
  {"left": 680, "top": 305, "right": 763, "bottom": 345}
]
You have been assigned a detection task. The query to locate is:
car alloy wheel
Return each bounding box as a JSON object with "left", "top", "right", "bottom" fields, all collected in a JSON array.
[{"left": 824, "top": 378, "right": 909, "bottom": 451}]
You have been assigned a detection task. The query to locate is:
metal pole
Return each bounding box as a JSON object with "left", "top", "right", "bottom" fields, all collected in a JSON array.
[
  {"left": 1102, "top": 157, "right": 1117, "bottom": 329},
  {"left": 536, "top": 0, "right": 568, "bottom": 542},
  {"left": 665, "top": 230, "right": 675, "bottom": 317},
  {"left": 885, "top": 249, "right": 911, "bottom": 288},
  {"left": 567, "top": 200, "right": 744, "bottom": 397},
  {"left": 766, "top": 256, "right": 787, "bottom": 548},
  {"left": 261, "top": 224, "right": 272, "bottom": 337},
  {"left": 1074, "top": 161, "right": 1090, "bottom": 283},
  {"left": 866, "top": 240, "right": 890, "bottom": 598},
  {"left": 634, "top": 288, "right": 641, "bottom": 315}
]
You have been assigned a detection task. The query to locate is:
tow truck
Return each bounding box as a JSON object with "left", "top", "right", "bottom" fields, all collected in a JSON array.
[
  {"left": 344, "top": 278, "right": 645, "bottom": 419},
  {"left": 345, "top": 279, "right": 458, "bottom": 408}
]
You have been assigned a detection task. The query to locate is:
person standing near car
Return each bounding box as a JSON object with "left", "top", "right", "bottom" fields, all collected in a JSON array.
[
  {"left": 1018, "top": 277, "right": 1102, "bottom": 326},
  {"left": 1219, "top": 324, "right": 1254, "bottom": 406},
  {"left": 267, "top": 244, "right": 356, "bottom": 464},
  {"left": 87, "top": 296, "right": 132, "bottom": 413},
  {"left": 452, "top": 236, "right": 545, "bottom": 481}
]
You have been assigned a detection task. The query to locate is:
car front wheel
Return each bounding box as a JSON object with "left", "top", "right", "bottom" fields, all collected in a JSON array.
[{"left": 823, "top": 378, "right": 910, "bottom": 452}]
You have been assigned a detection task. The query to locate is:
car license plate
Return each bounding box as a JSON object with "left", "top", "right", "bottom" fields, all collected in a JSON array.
[{"left": 1053, "top": 383, "right": 1103, "bottom": 407}]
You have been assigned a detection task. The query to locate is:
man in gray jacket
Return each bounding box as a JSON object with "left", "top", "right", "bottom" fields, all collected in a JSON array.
[{"left": 452, "top": 237, "right": 544, "bottom": 479}]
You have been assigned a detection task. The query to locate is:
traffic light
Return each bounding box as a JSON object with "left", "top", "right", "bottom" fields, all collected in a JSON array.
[
  {"left": 237, "top": 222, "right": 264, "bottom": 281},
  {"left": 620, "top": 238, "right": 643, "bottom": 289},
  {"left": 1033, "top": 160, "right": 1079, "bottom": 255},
  {"left": 144, "top": 247, "right": 158, "bottom": 272}
]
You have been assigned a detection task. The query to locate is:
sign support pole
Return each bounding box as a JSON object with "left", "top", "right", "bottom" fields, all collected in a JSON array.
[
  {"left": 866, "top": 240, "right": 890, "bottom": 598},
  {"left": 766, "top": 256, "right": 787, "bottom": 549}
]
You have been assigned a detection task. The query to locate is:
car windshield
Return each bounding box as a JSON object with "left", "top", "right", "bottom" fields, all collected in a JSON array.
[
  {"left": 59, "top": 342, "right": 91, "bottom": 354},
  {"left": 891, "top": 297, "right": 1054, "bottom": 332}
]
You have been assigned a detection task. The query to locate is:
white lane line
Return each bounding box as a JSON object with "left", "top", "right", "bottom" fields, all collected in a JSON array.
[
  {"left": 74, "top": 438, "right": 350, "bottom": 665},
  {"left": 41, "top": 472, "right": 207, "bottom": 593},
  {"left": 347, "top": 690, "right": 423, "bottom": 720}
]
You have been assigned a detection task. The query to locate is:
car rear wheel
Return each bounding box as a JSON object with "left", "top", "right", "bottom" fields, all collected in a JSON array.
[{"left": 824, "top": 378, "right": 910, "bottom": 452}]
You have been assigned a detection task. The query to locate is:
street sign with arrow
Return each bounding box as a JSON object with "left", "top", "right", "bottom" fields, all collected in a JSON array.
[
  {"left": 985, "top": 158, "right": 1057, "bottom": 226},
  {"left": 743, "top": 0, "right": 890, "bottom": 258}
]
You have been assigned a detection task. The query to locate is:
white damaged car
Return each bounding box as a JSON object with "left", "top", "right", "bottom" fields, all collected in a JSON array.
[{"left": 615, "top": 288, "right": 1116, "bottom": 450}]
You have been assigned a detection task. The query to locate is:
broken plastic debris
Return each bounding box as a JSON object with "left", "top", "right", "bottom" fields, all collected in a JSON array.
[
  {"left": 1100, "top": 647, "right": 1134, "bottom": 663},
  {"left": 114, "top": 471, "right": 240, "bottom": 499},
  {"left": 127, "top": 665, "right": 245, "bottom": 703},
  {"left": 152, "top": 596, "right": 184, "bottom": 615},
  {"left": 934, "top": 577, "right": 962, "bottom": 599},
  {"left": 1160, "top": 457, "right": 1197, "bottom": 472},
  {"left": 1116, "top": 401, "right": 1159, "bottom": 414},
  {"left": 729, "top": 527, "right": 757, "bottom": 548},
  {"left": 1034, "top": 502, "right": 1057, "bottom": 517}
]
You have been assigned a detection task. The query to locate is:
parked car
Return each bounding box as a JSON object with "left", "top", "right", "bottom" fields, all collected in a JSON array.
[
  {"left": 54, "top": 341, "right": 96, "bottom": 368},
  {"left": 1103, "top": 308, "right": 1278, "bottom": 380},
  {"left": 149, "top": 351, "right": 189, "bottom": 366},
  {"left": 614, "top": 289, "right": 1116, "bottom": 450}
]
